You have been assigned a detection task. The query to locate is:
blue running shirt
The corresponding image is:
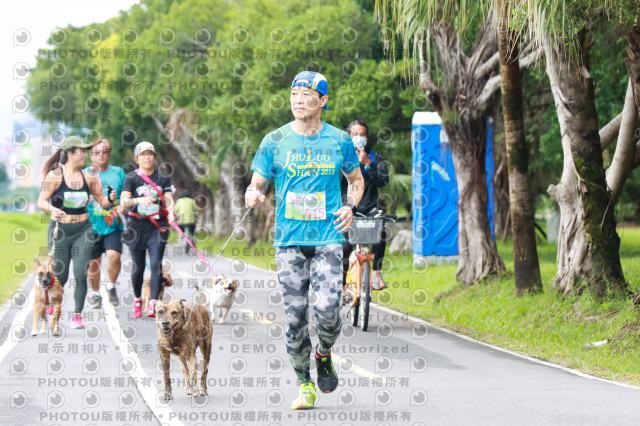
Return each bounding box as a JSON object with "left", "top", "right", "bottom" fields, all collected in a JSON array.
[
  {"left": 83, "top": 165, "right": 126, "bottom": 235},
  {"left": 251, "top": 122, "right": 359, "bottom": 247}
]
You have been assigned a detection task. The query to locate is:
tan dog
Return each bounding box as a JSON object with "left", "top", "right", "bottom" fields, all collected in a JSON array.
[
  {"left": 155, "top": 299, "right": 212, "bottom": 400},
  {"left": 32, "top": 256, "right": 63, "bottom": 336},
  {"left": 142, "top": 270, "right": 174, "bottom": 312},
  {"left": 197, "top": 275, "right": 239, "bottom": 324}
]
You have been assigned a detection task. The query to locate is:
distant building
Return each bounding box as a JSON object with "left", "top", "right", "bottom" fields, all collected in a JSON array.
[{"left": 5, "top": 114, "right": 56, "bottom": 190}]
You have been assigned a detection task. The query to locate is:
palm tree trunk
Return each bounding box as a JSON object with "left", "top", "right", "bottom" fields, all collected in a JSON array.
[
  {"left": 544, "top": 33, "right": 627, "bottom": 297},
  {"left": 498, "top": 2, "right": 542, "bottom": 295},
  {"left": 445, "top": 121, "right": 506, "bottom": 285},
  {"left": 626, "top": 26, "right": 640, "bottom": 116},
  {"left": 213, "top": 157, "right": 235, "bottom": 237},
  {"left": 419, "top": 20, "right": 506, "bottom": 285}
]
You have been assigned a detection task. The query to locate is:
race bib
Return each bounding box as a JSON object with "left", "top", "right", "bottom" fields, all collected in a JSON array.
[
  {"left": 137, "top": 203, "right": 160, "bottom": 217},
  {"left": 285, "top": 191, "right": 326, "bottom": 221},
  {"left": 63, "top": 191, "right": 88, "bottom": 209}
]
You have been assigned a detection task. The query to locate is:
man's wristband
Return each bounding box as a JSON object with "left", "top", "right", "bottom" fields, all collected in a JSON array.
[{"left": 344, "top": 202, "right": 356, "bottom": 213}]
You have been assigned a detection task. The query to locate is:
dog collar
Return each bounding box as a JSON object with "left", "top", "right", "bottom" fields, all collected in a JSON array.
[{"left": 47, "top": 274, "right": 56, "bottom": 288}]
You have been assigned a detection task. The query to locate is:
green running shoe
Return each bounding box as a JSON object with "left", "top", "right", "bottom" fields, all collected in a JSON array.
[
  {"left": 290, "top": 382, "right": 317, "bottom": 410},
  {"left": 316, "top": 349, "right": 339, "bottom": 393}
]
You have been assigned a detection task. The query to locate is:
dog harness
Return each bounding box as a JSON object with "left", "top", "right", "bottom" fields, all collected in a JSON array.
[
  {"left": 127, "top": 169, "right": 169, "bottom": 232},
  {"left": 44, "top": 274, "right": 56, "bottom": 305}
]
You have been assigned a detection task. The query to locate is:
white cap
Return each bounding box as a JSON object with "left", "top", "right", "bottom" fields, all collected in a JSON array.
[{"left": 134, "top": 141, "right": 156, "bottom": 157}]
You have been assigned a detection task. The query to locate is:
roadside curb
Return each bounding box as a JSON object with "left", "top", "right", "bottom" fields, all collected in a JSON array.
[{"left": 370, "top": 301, "right": 640, "bottom": 391}]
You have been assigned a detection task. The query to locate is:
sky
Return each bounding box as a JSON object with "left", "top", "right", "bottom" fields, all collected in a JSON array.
[{"left": 1, "top": 0, "right": 140, "bottom": 145}]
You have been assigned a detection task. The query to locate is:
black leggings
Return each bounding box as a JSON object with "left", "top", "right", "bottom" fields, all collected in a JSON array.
[{"left": 130, "top": 242, "right": 166, "bottom": 300}]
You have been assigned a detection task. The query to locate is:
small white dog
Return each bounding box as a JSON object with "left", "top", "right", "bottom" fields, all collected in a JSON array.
[{"left": 196, "top": 275, "right": 239, "bottom": 324}]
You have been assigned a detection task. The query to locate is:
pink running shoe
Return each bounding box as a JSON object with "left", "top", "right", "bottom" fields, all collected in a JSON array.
[
  {"left": 132, "top": 298, "right": 143, "bottom": 318},
  {"left": 147, "top": 299, "right": 157, "bottom": 318},
  {"left": 46, "top": 307, "right": 54, "bottom": 315},
  {"left": 70, "top": 313, "right": 85, "bottom": 329}
]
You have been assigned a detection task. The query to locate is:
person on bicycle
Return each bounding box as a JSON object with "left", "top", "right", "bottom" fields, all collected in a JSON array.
[
  {"left": 246, "top": 70, "right": 364, "bottom": 410},
  {"left": 119, "top": 142, "right": 175, "bottom": 319},
  {"left": 174, "top": 190, "right": 200, "bottom": 254},
  {"left": 85, "top": 138, "right": 126, "bottom": 309},
  {"left": 342, "top": 120, "right": 390, "bottom": 290}
]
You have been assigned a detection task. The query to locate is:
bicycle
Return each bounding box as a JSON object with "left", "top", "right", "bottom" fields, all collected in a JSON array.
[{"left": 341, "top": 211, "right": 397, "bottom": 332}]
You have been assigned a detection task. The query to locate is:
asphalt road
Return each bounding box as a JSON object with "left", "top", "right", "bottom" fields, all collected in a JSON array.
[{"left": 1, "top": 244, "right": 640, "bottom": 426}]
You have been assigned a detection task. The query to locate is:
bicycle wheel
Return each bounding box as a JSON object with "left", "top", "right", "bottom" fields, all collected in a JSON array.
[{"left": 360, "top": 262, "right": 371, "bottom": 331}]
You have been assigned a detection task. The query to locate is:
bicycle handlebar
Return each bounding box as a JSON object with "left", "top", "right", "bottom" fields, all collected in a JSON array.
[{"left": 353, "top": 210, "right": 400, "bottom": 222}]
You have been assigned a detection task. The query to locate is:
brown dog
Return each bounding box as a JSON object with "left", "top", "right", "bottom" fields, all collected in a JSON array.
[
  {"left": 32, "top": 256, "right": 63, "bottom": 336},
  {"left": 196, "top": 275, "right": 239, "bottom": 324},
  {"left": 154, "top": 299, "right": 212, "bottom": 400},
  {"left": 142, "top": 270, "right": 173, "bottom": 312}
]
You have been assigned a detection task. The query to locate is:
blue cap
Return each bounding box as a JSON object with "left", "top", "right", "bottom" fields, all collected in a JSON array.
[{"left": 291, "top": 71, "right": 329, "bottom": 111}]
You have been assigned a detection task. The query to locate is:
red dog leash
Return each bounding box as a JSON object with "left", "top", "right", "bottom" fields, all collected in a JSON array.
[{"left": 169, "top": 220, "right": 219, "bottom": 277}]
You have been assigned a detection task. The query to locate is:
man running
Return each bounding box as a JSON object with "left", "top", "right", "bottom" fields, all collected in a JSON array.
[
  {"left": 85, "top": 139, "right": 125, "bottom": 308},
  {"left": 246, "top": 70, "right": 364, "bottom": 410}
]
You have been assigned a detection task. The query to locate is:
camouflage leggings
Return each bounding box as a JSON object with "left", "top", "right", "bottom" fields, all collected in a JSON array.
[{"left": 275, "top": 244, "right": 343, "bottom": 384}]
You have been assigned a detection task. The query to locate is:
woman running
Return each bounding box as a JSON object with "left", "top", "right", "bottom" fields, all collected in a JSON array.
[
  {"left": 119, "top": 142, "right": 175, "bottom": 318},
  {"left": 37, "top": 136, "right": 116, "bottom": 329}
]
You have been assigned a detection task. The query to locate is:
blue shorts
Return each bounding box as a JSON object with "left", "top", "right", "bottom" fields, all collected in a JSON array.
[{"left": 91, "top": 231, "right": 123, "bottom": 259}]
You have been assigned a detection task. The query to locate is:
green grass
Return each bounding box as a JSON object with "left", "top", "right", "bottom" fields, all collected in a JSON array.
[{"left": 0, "top": 213, "right": 49, "bottom": 305}]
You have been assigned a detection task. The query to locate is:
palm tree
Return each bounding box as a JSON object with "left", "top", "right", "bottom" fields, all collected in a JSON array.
[
  {"left": 497, "top": 0, "right": 542, "bottom": 295},
  {"left": 376, "top": 0, "right": 538, "bottom": 284},
  {"left": 524, "top": 1, "right": 637, "bottom": 296}
]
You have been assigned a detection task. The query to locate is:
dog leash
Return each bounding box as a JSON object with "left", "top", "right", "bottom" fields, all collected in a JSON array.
[
  {"left": 42, "top": 219, "right": 60, "bottom": 309},
  {"left": 175, "top": 206, "right": 253, "bottom": 330},
  {"left": 179, "top": 183, "right": 268, "bottom": 329},
  {"left": 169, "top": 221, "right": 220, "bottom": 277},
  {"left": 48, "top": 219, "right": 59, "bottom": 257}
]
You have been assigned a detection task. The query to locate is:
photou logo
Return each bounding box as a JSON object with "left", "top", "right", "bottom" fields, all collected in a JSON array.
[
  {"left": 229, "top": 356, "right": 247, "bottom": 374},
  {"left": 13, "top": 28, "right": 30, "bottom": 46},
  {"left": 10, "top": 392, "right": 27, "bottom": 409},
  {"left": 47, "top": 390, "right": 64, "bottom": 408},
  {"left": 47, "top": 357, "right": 65, "bottom": 375},
  {"left": 266, "top": 389, "right": 283, "bottom": 407}
]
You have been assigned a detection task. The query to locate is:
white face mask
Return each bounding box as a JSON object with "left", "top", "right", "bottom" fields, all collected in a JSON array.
[{"left": 352, "top": 135, "right": 366, "bottom": 149}]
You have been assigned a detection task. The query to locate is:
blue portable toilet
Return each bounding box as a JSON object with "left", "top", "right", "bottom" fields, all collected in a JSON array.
[{"left": 412, "top": 112, "right": 495, "bottom": 261}]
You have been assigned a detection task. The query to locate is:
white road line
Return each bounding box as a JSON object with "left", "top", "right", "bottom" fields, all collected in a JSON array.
[
  {"left": 100, "top": 287, "right": 185, "bottom": 426},
  {"left": 0, "top": 282, "right": 35, "bottom": 366}
]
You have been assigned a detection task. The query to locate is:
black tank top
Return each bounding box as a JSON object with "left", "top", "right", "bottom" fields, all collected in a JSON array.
[{"left": 50, "top": 172, "right": 90, "bottom": 214}]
